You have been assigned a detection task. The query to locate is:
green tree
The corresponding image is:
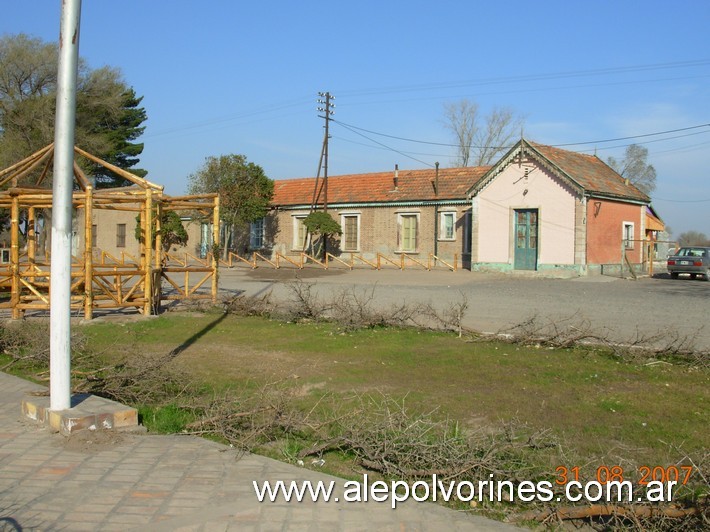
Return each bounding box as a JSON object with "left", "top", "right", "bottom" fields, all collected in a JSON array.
[
  {"left": 303, "top": 211, "right": 342, "bottom": 258},
  {"left": 607, "top": 144, "right": 656, "bottom": 196},
  {"left": 135, "top": 210, "right": 189, "bottom": 252},
  {"left": 0, "top": 33, "right": 147, "bottom": 187},
  {"left": 187, "top": 154, "right": 274, "bottom": 256},
  {"left": 157, "top": 211, "right": 189, "bottom": 252}
]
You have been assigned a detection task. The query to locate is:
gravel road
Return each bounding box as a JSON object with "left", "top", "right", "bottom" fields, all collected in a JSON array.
[{"left": 218, "top": 266, "right": 710, "bottom": 351}]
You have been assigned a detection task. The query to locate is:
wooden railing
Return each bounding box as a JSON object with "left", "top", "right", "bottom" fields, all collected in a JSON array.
[{"left": 213, "top": 251, "right": 459, "bottom": 272}]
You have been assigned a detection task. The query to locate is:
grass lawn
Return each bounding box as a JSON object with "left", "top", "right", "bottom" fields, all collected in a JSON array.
[{"left": 81, "top": 310, "right": 709, "bottom": 474}]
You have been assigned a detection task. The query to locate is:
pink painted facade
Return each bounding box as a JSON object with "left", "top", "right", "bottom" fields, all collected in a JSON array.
[
  {"left": 468, "top": 140, "right": 652, "bottom": 274},
  {"left": 474, "top": 161, "right": 578, "bottom": 266}
]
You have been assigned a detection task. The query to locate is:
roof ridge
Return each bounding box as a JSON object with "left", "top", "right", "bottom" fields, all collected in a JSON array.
[{"left": 277, "top": 165, "right": 491, "bottom": 182}]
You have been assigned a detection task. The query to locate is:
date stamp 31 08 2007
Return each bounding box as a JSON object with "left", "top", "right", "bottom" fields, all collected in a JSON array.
[
  {"left": 555, "top": 465, "right": 695, "bottom": 487},
  {"left": 554, "top": 464, "right": 695, "bottom": 503}
]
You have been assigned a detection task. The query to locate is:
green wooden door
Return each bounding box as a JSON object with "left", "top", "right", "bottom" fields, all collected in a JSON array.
[{"left": 514, "top": 209, "right": 538, "bottom": 270}]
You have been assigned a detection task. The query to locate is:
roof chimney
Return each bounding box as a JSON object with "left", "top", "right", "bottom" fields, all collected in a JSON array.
[
  {"left": 394, "top": 164, "right": 399, "bottom": 190},
  {"left": 434, "top": 162, "right": 439, "bottom": 196},
  {"left": 624, "top": 178, "right": 630, "bottom": 186}
]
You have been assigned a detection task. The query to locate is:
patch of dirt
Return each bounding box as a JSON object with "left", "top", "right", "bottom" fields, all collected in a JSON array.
[
  {"left": 61, "top": 429, "right": 130, "bottom": 453},
  {"left": 293, "top": 381, "right": 327, "bottom": 397},
  {"left": 168, "top": 343, "right": 303, "bottom": 379}
]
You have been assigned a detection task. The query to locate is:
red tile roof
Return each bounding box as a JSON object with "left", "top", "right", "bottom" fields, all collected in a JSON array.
[
  {"left": 272, "top": 166, "right": 490, "bottom": 206},
  {"left": 530, "top": 142, "right": 650, "bottom": 202},
  {"left": 273, "top": 141, "right": 650, "bottom": 208}
]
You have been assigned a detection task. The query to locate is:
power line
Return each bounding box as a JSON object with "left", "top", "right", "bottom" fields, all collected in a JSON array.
[
  {"left": 332, "top": 119, "right": 710, "bottom": 150},
  {"left": 574, "top": 130, "right": 710, "bottom": 154},
  {"left": 336, "top": 59, "right": 710, "bottom": 98},
  {"left": 652, "top": 197, "right": 710, "bottom": 203},
  {"left": 338, "top": 73, "right": 710, "bottom": 109},
  {"left": 135, "top": 59, "right": 709, "bottom": 141},
  {"left": 335, "top": 121, "right": 435, "bottom": 168},
  {"left": 333, "top": 119, "right": 455, "bottom": 146},
  {"left": 333, "top": 135, "right": 449, "bottom": 158},
  {"left": 143, "top": 96, "right": 314, "bottom": 139},
  {"left": 552, "top": 124, "right": 710, "bottom": 147}
]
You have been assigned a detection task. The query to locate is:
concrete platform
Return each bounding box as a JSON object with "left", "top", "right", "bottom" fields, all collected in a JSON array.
[{"left": 21, "top": 391, "right": 138, "bottom": 436}]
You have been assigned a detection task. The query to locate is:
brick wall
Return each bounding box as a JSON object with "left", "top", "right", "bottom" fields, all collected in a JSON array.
[
  {"left": 75, "top": 208, "right": 202, "bottom": 258},
  {"left": 586, "top": 198, "right": 644, "bottom": 264},
  {"left": 265, "top": 204, "right": 471, "bottom": 264}
]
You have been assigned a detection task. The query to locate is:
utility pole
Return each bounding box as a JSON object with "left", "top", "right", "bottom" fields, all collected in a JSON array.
[
  {"left": 50, "top": 0, "right": 82, "bottom": 411},
  {"left": 316, "top": 92, "right": 335, "bottom": 212}
]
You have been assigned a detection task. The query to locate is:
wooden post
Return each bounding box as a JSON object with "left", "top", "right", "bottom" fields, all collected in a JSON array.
[
  {"left": 10, "top": 195, "right": 20, "bottom": 319},
  {"left": 211, "top": 195, "right": 220, "bottom": 304},
  {"left": 153, "top": 200, "right": 163, "bottom": 314},
  {"left": 83, "top": 186, "right": 93, "bottom": 319},
  {"left": 143, "top": 188, "right": 153, "bottom": 315},
  {"left": 28, "top": 207, "right": 36, "bottom": 265},
  {"left": 154, "top": 201, "right": 162, "bottom": 269}
]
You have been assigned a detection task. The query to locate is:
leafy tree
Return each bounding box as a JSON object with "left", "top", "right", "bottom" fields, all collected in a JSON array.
[
  {"left": 607, "top": 144, "right": 656, "bottom": 196},
  {"left": 677, "top": 231, "right": 709, "bottom": 247},
  {"left": 78, "top": 78, "right": 147, "bottom": 185},
  {"left": 0, "top": 33, "right": 146, "bottom": 187},
  {"left": 187, "top": 154, "right": 273, "bottom": 256},
  {"left": 303, "top": 211, "right": 342, "bottom": 258},
  {"left": 157, "top": 211, "right": 189, "bottom": 252},
  {"left": 443, "top": 99, "right": 524, "bottom": 167},
  {"left": 135, "top": 210, "right": 189, "bottom": 252}
]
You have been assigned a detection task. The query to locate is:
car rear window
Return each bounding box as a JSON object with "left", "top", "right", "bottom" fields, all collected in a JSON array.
[{"left": 679, "top": 248, "right": 708, "bottom": 257}]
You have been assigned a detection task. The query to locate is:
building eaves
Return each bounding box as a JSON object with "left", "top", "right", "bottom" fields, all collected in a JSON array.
[{"left": 467, "top": 139, "right": 650, "bottom": 205}]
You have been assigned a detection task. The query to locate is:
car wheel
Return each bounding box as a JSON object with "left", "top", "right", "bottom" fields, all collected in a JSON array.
[
  {"left": 690, "top": 273, "right": 697, "bottom": 280},
  {"left": 671, "top": 272, "right": 679, "bottom": 279}
]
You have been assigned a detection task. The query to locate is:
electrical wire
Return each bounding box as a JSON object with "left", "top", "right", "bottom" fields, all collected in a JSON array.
[
  {"left": 336, "top": 59, "right": 710, "bottom": 98},
  {"left": 338, "top": 73, "right": 710, "bottom": 108},
  {"left": 335, "top": 121, "right": 435, "bottom": 168},
  {"left": 332, "top": 136, "right": 449, "bottom": 158},
  {"left": 651, "top": 197, "right": 710, "bottom": 203},
  {"left": 332, "top": 118, "right": 710, "bottom": 150}
]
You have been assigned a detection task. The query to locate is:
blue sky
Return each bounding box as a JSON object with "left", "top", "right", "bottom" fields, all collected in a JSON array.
[{"left": 3, "top": 1, "right": 710, "bottom": 236}]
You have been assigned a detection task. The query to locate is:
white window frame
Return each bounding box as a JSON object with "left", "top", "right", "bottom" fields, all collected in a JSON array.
[
  {"left": 249, "top": 218, "right": 265, "bottom": 249},
  {"left": 397, "top": 212, "right": 419, "bottom": 253},
  {"left": 439, "top": 211, "right": 456, "bottom": 241},
  {"left": 340, "top": 213, "right": 360, "bottom": 252},
  {"left": 292, "top": 215, "right": 309, "bottom": 250},
  {"left": 623, "top": 221, "right": 634, "bottom": 250}
]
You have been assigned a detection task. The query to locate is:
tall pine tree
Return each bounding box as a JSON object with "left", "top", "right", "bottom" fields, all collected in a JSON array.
[{"left": 0, "top": 34, "right": 148, "bottom": 188}]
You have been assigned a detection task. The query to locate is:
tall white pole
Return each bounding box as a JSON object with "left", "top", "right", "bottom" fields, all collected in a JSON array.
[{"left": 50, "top": 0, "right": 82, "bottom": 411}]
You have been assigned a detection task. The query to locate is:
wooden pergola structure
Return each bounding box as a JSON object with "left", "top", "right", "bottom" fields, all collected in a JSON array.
[{"left": 0, "top": 144, "right": 219, "bottom": 319}]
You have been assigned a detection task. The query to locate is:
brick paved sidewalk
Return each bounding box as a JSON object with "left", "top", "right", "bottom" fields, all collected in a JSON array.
[{"left": 0, "top": 372, "right": 519, "bottom": 531}]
